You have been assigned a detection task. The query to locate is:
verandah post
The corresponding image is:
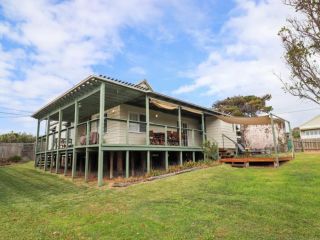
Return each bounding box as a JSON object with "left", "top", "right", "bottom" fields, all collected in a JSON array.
[
  {"left": 44, "top": 116, "right": 50, "bottom": 171},
  {"left": 192, "top": 151, "right": 195, "bottom": 162},
  {"left": 178, "top": 106, "right": 182, "bottom": 146},
  {"left": 64, "top": 128, "right": 69, "bottom": 176},
  {"left": 201, "top": 113, "right": 205, "bottom": 144},
  {"left": 145, "top": 94, "right": 150, "bottom": 145},
  {"left": 56, "top": 109, "right": 62, "bottom": 173},
  {"left": 147, "top": 150, "right": 150, "bottom": 174},
  {"left": 179, "top": 151, "right": 183, "bottom": 166},
  {"left": 270, "top": 113, "right": 279, "bottom": 167},
  {"left": 34, "top": 119, "right": 40, "bottom": 167},
  {"left": 85, "top": 147, "right": 89, "bottom": 182},
  {"left": 165, "top": 151, "right": 168, "bottom": 171},
  {"left": 98, "top": 82, "right": 106, "bottom": 187},
  {"left": 288, "top": 121, "right": 295, "bottom": 159},
  {"left": 72, "top": 101, "right": 79, "bottom": 179},
  {"left": 125, "top": 150, "right": 129, "bottom": 178}
]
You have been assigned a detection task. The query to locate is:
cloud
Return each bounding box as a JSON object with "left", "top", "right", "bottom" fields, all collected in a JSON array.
[
  {"left": 174, "top": 0, "right": 320, "bottom": 126},
  {"left": 129, "top": 66, "right": 147, "bottom": 76},
  {"left": 0, "top": 0, "right": 163, "bottom": 132}
]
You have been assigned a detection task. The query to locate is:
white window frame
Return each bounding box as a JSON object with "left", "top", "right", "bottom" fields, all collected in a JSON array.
[{"left": 128, "top": 112, "right": 146, "bottom": 133}]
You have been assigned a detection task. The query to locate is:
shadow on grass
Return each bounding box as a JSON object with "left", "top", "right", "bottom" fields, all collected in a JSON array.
[{"left": 0, "top": 163, "right": 83, "bottom": 204}]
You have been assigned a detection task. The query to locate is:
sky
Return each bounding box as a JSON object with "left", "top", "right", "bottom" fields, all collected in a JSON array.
[{"left": 0, "top": 0, "right": 319, "bottom": 134}]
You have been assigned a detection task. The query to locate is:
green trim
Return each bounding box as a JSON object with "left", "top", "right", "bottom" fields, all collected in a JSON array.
[
  {"left": 178, "top": 106, "right": 182, "bottom": 146},
  {"left": 125, "top": 150, "right": 129, "bottom": 178},
  {"left": 72, "top": 101, "right": 79, "bottom": 179},
  {"left": 85, "top": 148, "right": 89, "bottom": 182},
  {"left": 165, "top": 151, "right": 168, "bottom": 170},
  {"left": 147, "top": 150, "right": 150, "bottom": 173},
  {"left": 101, "top": 145, "right": 202, "bottom": 151},
  {"left": 179, "top": 151, "right": 183, "bottom": 166},
  {"left": 98, "top": 82, "right": 105, "bottom": 187},
  {"left": 44, "top": 116, "right": 50, "bottom": 171},
  {"left": 193, "top": 151, "right": 195, "bottom": 162}
]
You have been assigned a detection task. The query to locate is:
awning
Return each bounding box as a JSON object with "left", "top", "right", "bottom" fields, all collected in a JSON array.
[
  {"left": 150, "top": 98, "right": 178, "bottom": 110},
  {"left": 181, "top": 106, "right": 203, "bottom": 115},
  {"left": 150, "top": 98, "right": 203, "bottom": 114},
  {"left": 215, "top": 115, "right": 280, "bottom": 125}
]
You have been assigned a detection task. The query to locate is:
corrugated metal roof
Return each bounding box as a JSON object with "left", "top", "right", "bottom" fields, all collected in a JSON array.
[
  {"left": 300, "top": 115, "right": 320, "bottom": 130},
  {"left": 32, "top": 74, "right": 223, "bottom": 119}
]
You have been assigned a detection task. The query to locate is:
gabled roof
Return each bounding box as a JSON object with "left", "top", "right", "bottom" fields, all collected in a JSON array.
[
  {"left": 300, "top": 115, "right": 320, "bottom": 130},
  {"left": 136, "top": 79, "right": 153, "bottom": 92},
  {"left": 32, "top": 75, "right": 224, "bottom": 119}
]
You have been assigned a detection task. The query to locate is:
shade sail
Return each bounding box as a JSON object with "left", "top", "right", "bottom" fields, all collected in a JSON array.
[
  {"left": 150, "top": 98, "right": 178, "bottom": 110},
  {"left": 215, "top": 115, "right": 276, "bottom": 125},
  {"left": 181, "top": 106, "right": 203, "bottom": 115}
]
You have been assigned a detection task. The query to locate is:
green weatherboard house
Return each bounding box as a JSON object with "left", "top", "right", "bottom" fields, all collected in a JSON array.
[{"left": 32, "top": 75, "right": 237, "bottom": 186}]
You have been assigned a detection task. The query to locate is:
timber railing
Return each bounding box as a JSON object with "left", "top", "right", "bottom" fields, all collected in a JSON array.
[{"left": 36, "top": 117, "right": 204, "bottom": 152}]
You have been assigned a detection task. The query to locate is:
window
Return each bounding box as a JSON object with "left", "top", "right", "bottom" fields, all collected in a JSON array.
[{"left": 129, "top": 113, "right": 146, "bottom": 133}]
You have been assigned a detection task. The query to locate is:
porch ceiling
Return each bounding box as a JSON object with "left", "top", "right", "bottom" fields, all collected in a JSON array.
[{"left": 33, "top": 76, "right": 146, "bottom": 121}]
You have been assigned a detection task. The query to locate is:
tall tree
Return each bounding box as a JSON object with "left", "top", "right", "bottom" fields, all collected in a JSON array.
[
  {"left": 213, "top": 95, "right": 273, "bottom": 117},
  {"left": 279, "top": 0, "right": 320, "bottom": 104}
]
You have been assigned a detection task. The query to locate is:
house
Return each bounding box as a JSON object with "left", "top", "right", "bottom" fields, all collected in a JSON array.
[
  {"left": 32, "top": 75, "right": 237, "bottom": 186},
  {"left": 300, "top": 115, "right": 320, "bottom": 139}
]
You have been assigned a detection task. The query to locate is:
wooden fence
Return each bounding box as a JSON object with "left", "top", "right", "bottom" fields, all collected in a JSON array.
[
  {"left": 293, "top": 139, "right": 320, "bottom": 151},
  {"left": 0, "top": 143, "right": 35, "bottom": 163}
]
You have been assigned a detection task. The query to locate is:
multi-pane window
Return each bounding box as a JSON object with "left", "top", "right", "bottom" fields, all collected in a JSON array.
[{"left": 129, "top": 113, "right": 146, "bottom": 133}]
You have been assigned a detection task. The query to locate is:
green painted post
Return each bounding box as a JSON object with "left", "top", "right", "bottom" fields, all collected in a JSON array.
[
  {"left": 192, "top": 129, "right": 195, "bottom": 147},
  {"left": 56, "top": 109, "right": 62, "bottom": 173},
  {"left": 145, "top": 95, "right": 150, "bottom": 145},
  {"left": 201, "top": 113, "right": 205, "bottom": 144},
  {"left": 109, "top": 151, "right": 114, "bottom": 179},
  {"left": 270, "top": 114, "right": 279, "bottom": 167},
  {"left": 126, "top": 119, "right": 129, "bottom": 144},
  {"left": 179, "top": 151, "right": 183, "bottom": 166},
  {"left": 44, "top": 116, "right": 50, "bottom": 171},
  {"left": 164, "top": 125, "right": 168, "bottom": 146},
  {"left": 64, "top": 128, "right": 69, "bottom": 176},
  {"left": 192, "top": 151, "right": 195, "bottom": 162},
  {"left": 178, "top": 106, "right": 182, "bottom": 146},
  {"left": 288, "top": 121, "right": 295, "bottom": 159},
  {"left": 98, "top": 82, "right": 106, "bottom": 187},
  {"left": 165, "top": 151, "right": 168, "bottom": 171},
  {"left": 125, "top": 150, "right": 129, "bottom": 178},
  {"left": 34, "top": 119, "right": 40, "bottom": 167},
  {"left": 85, "top": 148, "right": 89, "bottom": 182},
  {"left": 72, "top": 101, "right": 79, "bottom": 179},
  {"left": 147, "top": 150, "right": 150, "bottom": 174},
  {"left": 86, "top": 121, "right": 90, "bottom": 146}
]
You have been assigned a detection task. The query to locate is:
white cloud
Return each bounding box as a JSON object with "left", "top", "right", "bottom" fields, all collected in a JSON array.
[
  {"left": 0, "top": 0, "right": 163, "bottom": 132},
  {"left": 129, "top": 66, "right": 147, "bottom": 76},
  {"left": 174, "top": 0, "right": 320, "bottom": 126}
]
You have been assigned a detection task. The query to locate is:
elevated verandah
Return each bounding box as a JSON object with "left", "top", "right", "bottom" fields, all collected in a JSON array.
[{"left": 33, "top": 76, "right": 209, "bottom": 186}]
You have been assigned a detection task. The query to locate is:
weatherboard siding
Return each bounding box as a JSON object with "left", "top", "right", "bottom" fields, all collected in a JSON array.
[{"left": 206, "top": 117, "right": 237, "bottom": 148}]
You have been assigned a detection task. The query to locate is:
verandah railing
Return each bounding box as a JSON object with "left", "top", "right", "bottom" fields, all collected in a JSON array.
[{"left": 36, "top": 117, "right": 204, "bottom": 151}]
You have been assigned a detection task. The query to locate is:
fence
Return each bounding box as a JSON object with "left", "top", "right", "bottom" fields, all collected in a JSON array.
[
  {"left": 293, "top": 139, "right": 320, "bottom": 151},
  {"left": 0, "top": 143, "right": 35, "bottom": 163}
]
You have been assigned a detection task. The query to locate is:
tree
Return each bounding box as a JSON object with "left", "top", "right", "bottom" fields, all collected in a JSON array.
[
  {"left": 213, "top": 95, "right": 273, "bottom": 117},
  {"left": 0, "top": 132, "right": 35, "bottom": 143},
  {"left": 278, "top": 0, "right": 320, "bottom": 104}
]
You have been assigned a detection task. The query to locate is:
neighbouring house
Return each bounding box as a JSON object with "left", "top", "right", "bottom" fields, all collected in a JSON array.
[
  {"left": 300, "top": 115, "right": 320, "bottom": 140},
  {"left": 32, "top": 75, "right": 237, "bottom": 186}
]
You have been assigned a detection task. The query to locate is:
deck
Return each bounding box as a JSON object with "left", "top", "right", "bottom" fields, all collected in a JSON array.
[{"left": 220, "top": 156, "right": 293, "bottom": 167}]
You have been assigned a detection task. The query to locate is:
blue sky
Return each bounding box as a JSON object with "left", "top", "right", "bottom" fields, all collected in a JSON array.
[{"left": 0, "top": 0, "right": 319, "bottom": 134}]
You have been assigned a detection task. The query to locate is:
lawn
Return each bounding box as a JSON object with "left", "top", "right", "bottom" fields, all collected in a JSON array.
[{"left": 0, "top": 153, "right": 320, "bottom": 239}]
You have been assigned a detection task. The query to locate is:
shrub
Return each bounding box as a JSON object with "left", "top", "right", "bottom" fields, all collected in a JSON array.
[
  {"left": 202, "top": 140, "right": 219, "bottom": 160},
  {"left": 8, "top": 155, "right": 22, "bottom": 163}
]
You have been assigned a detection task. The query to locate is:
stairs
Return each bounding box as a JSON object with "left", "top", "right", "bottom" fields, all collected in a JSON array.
[{"left": 219, "top": 148, "right": 235, "bottom": 159}]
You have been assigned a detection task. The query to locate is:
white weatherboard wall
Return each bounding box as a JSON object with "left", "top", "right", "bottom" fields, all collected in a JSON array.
[
  {"left": 93, "top": 104, "right": 202, "bottom": 146},
  {"left": 206, "top": 116, "right": 237, "bottom": 149}
]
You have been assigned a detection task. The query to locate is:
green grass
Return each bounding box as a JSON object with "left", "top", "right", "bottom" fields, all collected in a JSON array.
[{"left": 0, "top": 153, "right": 320, "bottom": 239}]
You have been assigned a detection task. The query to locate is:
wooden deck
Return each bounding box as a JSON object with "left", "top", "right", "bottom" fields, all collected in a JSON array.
[{"left": 220, "top": 156, "right": 293, "bottom": 167}]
